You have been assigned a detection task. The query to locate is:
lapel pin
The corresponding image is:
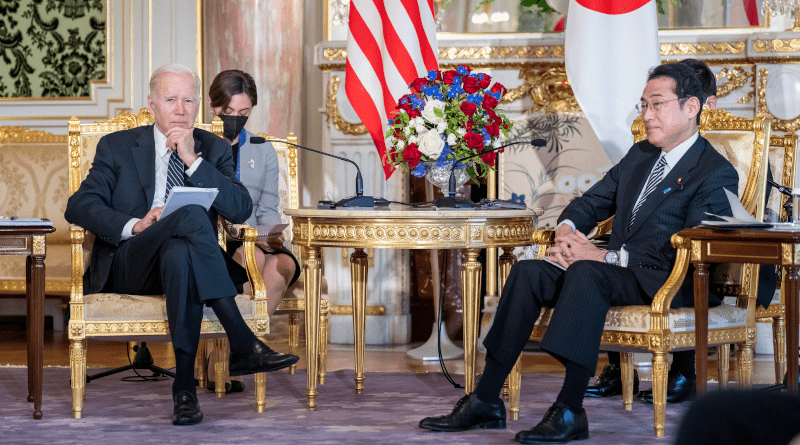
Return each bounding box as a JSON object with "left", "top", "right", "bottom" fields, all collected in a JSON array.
[
  {"left": 663, "top": 187, "right": 671, "bottom": 194},
  {"left": 248, "top": 159, "right": 255, "bottom": 168},
  {"left": 677, "top": 177, "right": 683, "bottom": 190}
]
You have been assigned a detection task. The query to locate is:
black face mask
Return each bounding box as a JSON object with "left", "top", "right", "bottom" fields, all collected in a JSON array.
[{"left": 218, "top": 114, "right": 249, "bottom": 142}]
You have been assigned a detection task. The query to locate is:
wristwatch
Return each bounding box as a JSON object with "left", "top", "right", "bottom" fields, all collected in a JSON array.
[{"left": 604, "top": 250, "right": 619, "bottom": 266}]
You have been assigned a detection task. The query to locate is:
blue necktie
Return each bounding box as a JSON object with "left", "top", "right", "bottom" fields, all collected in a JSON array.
[{"left": 629, "top": 156, "right": 667, "bottom": 229}]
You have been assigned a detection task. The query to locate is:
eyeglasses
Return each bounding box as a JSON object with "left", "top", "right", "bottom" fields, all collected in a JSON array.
[{"left": 635, "top": 98, "right": 682, "bottom": 114}]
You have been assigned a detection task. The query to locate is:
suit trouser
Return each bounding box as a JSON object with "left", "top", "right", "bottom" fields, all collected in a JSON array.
[
  {"left": 107, "top": 205, "right": 239, "bottom": 356},
  {"left": 483, "top": 259, "right": 651, "bottom": 375}
]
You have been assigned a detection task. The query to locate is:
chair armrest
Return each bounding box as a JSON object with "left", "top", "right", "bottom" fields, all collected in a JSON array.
[
  {"left": 225, "top": 221, "right": 248, "bottom": 240},
  {"left": 648, "top": 234, "right": 691, "bottom": 316},
  {"left": 531, "top": 216, "right": 615, "bottom": 255},
  {"left": 239, "top": 226, "right": 267, "bottom": 302}
]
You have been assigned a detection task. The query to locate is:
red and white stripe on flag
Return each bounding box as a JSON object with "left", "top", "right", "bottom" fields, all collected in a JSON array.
[
  {"left": 344, "top": 0, "right": 439, "bottom": 179},
  {"left": 565, "top": 0, "right": 660, "bottom": 164}
]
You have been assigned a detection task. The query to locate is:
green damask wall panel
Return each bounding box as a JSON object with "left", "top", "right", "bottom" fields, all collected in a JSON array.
[{"left": 0, "top": 0, "right": 105, "bottom": 98}]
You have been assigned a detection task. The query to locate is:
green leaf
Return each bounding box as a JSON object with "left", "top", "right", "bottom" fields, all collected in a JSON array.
[{"left": 434, "top": 108, "right": 443, "bottom": 118}]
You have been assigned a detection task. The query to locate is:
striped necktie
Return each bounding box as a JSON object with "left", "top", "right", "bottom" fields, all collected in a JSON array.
[
  {"left": 165, "top": 150, "right": 185, "bottom": 201},
  {"left": 629, "top": 155, "right": 667, "bottom": 229}
]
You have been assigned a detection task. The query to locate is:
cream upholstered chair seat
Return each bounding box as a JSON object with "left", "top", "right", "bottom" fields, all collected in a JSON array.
[
  {"left": 506, "top": 109, "right": 772, "bottom": 438},
  {"left": 68, "top": 110, "right": 271, "bottom": 418}
]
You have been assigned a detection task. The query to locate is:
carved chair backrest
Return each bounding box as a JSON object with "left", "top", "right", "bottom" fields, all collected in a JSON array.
[{"left": 255, "top": 133, "right": 301, "bottom": 260}]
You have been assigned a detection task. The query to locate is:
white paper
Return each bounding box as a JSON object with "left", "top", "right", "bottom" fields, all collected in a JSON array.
[
  {"left": 256, "top": 223, "right": 289, "bottom": 239},
  {"left": 0, "top": 217, "right": 52, "bottom": 226},
  {"left": 530, "top": 251, "right": 567, "bottom": 271},
  {"left": 700, "top": 189, "right": 770, "bottom": 228},
  {"left": 161, "top": 186, "right": 218, "bottom": 219}
]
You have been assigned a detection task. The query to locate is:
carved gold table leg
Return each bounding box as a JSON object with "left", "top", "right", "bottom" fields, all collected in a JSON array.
[
  {"left": 303, "top": 246, "right": 323, "bottom": 410},
  {"left": 620, "top": 352, "right": 634, "bottom": 411},
  {"left": 350, "top": 248, "right": 369, "bottom": 394},
  {"left": 462, "top": 247, "right": 482, "bottom": 394},
  {"left": 651, "top": 351, "right": 669, "bottom": 438}
]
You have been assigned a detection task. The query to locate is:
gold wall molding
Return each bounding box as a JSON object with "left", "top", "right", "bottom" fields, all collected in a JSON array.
[
  {"left": 330, "top": 305, "right": 386, "bottom": 316},
  {"left": 757, "top": 68, "right": 800, "bottom": 132},
  {"left": 0, "top": 125, "right": 67, "bottom": 143},
  {"left": 502, "top": 66, "right": 580, "bottom": 114},
  {"left": 325, "top": 76, "right": 367, "bottom": 136},
  {"left": 715, "top": 66, "right": 755, "bottom": 103},
  {"left": 438, "top": 45, "right": 565, "bottom": 60},
  {"left": 753, "top": 39, "right": 800, "bottom": 53},
  {"left": 660, "top": 42, "right": 746, "bottom": 56}
]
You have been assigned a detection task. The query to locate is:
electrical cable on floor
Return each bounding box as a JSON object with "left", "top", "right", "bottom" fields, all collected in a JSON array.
[
  {"left": 437, "top": 249, "right": 463, "bottom": 389},
  {"left": 119, "top": 343, "right": 170, "bottom": 382}
]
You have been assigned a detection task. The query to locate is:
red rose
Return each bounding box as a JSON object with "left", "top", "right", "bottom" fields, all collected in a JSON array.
[
  {"left": 442, "top": 70, "right": 459, "bottom": 85},
  {"left": 487, "top": 109, "right": 497, "bottom": 119},
  {"left": 460, "top": 101, "right": 478, "bottom": 116},
  {"left": 486, "top": 122, "right": 500, "bottom": 137},
  {"left": 465, "top": 119, "right": 475, "bottom": 130},
  {"left": 490, "top": 82, "right": 508, "bottom": 97},
  {"left": 408, "top": 108, "right": 421, "bottom": 118},
  {"left": 403, "top": 143, "right": 422, "bottom": 168},
  {"left": 481, "top": 151, "right": 497, "bottom": 167},
  {"left": 482, "top": 94, "right": 499, "bottom": 110},
  {"left": 398, "top": 101, "right": 412, "bottom": 113},
  {"left": 477, "top": 74, "right": 491, "bottom": 89},
  {"left": 464, "top": 132, "right": 484, "bottom": 150},
  {"left": 463, "top": 76, "right": 480, "bottom": 94},
  {"left": 410, "top": 77, "right": 428, "bottom": 93}
]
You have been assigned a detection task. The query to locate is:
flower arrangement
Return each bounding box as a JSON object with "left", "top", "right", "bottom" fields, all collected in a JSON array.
[{"left": 383, "top": 66, "right": 512, "bottom": 182}]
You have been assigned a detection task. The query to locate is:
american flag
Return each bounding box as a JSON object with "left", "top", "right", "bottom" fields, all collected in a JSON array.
[{"left": 344, "top": 0, "right": 439, "bottom": 179}]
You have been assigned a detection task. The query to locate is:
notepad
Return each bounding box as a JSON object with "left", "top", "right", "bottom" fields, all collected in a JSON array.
[
  {"left": 700, "top": 189, "right": 772, "bottom": 229},
  {"left": 256, "top": 223, "right": 289, "bottom": 239},
  {"left": 161, "top": 187, "right": 219, "bottom": 219}
]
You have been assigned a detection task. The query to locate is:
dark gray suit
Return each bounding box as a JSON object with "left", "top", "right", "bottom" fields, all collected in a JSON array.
[
  {"left": 484, "top": 136, "right": 746, "bottom": 374},
  {"left": 64, "top": 125, "right": 252, "bottom": 353}
]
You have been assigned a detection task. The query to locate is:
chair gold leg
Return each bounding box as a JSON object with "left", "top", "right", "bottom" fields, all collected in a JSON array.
[
  {"left": 318, "top": 304, "right": 329, "bottom": 386},
  {"left": 508, "top": 357, "right": 522, "bottom": 421},
  {"left": 736, "top": 343, "right": 754, "bottom": 389},
  {"left": 195, "top": 339, "right": 208, "bottom": 389},
  {"left": 255, "top": 334, "right": 268, "bottom": 413},
  {"left": 773, "top": 316, "right": 786, "bottom": 384},
  {"left": 717, "top": 344, "right": 730, "bottom": 390},
  {"left": 651, "top": 351, "right": 668, "bottom": 438},
  {"left": 70, "top": 339, "right": 86, "bottom": 419},
  {"left": 288, "top": 313, "right": 301, "bottom": 376},
  {"left": 501, "top": 379, "right": 510, "bottom": 399},
  {"left": 620, "top": 352, "right": 634, "bottom": 411},
  {"left": 213, "top": 337, "right": 229, "bottom": 398}
]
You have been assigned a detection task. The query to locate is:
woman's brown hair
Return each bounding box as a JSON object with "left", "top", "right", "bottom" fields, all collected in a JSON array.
[{"left": 208, "top": 70, "right": 258, "bottom": 112}]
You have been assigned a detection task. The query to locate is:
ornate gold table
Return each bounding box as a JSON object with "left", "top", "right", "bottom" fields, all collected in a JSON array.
[
  {"left": 286, "top": 206, "right": 541, "bottom": 410},
  {"left": 0, "top": 224, "right": 55, "bottom": 419}
]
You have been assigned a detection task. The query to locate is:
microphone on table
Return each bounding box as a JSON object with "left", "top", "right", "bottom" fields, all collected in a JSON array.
[
  {"left": 252, "top": 137, "right": 375, "bottom": 208},
  {"left": 767, "top": 177, "right": 794, "bottom": 220},
  {"left": 433, "top": 138, "right": 547, "bottom": 209}
]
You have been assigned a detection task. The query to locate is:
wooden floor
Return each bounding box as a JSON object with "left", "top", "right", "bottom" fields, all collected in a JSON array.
[{"left": 0, "top": 327, "right": 785, "bottom": 386}]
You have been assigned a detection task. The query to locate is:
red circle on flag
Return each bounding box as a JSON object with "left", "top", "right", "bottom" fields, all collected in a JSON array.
[{"left": 576, "top": 0, "right": 651, "bottom": 15}]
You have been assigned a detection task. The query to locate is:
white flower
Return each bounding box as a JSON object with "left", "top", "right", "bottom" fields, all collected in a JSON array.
[
  {"left": 457, "top": 128, "right": 467, "bottom": 137},
  {"left": 437, "top": 121, "right": 448, "bottom": 133},
  {"left": 557, "top": 175, "right": 576, "bottom": 193},
  {"left": 396, "top": 139, "right": 405, "bottom": 149},
  {"left": 577, "top": 173, "right": 597, "bottom": 192},
  {"left": 447, "top": 133, "right": 457, "bottom": 146},
  {"left": 403, "top": 126, "right": 411, "bottom": 136},
  {"left": 413, "top": 117, "right": 428, "bottom": 134},
  {"left": 421, "top": 99, "right": 446, "bottom": 125},
  {"left": 418, "top": 128, "right": 445, "bottom": 159},
  {"left": 408, "top": 135, "right": 418, "bottom": 145}
]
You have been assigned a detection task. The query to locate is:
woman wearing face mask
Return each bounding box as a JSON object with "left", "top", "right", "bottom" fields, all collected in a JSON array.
[{"left": 205, "top": 70, "right": 300, "bottom": 393}]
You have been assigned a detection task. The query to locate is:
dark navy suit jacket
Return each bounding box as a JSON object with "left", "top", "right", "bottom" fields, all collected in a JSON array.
[
  {"left": 558, "top": 135, "right": 773, "bottom": 309},
  {"left": 65, "top": 125, "right": 252, "bottom": 294}
]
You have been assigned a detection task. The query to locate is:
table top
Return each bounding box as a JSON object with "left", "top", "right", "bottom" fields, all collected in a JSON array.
[
  {"left": 679, "top": 225, "right": 800, "bottom": 243},
  {"left": 285, "top": 205, "right": 543, "bottom": 219},
  {"left": 0, "top": 226, "right": 56, "bottom": 235}
]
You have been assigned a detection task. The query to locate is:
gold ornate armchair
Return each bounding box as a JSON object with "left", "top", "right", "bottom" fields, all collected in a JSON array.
[
  {"left": 506, "top": 109, "right": 772, "bottom": 437},
  {"left": 67, "top": 109, "right": 270, "bottom": 418}
]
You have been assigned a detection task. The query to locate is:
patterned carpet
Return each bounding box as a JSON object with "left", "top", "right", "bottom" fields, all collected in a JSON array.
[{"left": 1, "top": 366, "right": 691, "bottom": 444}]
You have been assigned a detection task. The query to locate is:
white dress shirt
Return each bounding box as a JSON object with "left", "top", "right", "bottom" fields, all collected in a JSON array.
[
  {"left": 559, "top": 131, "right": 699, "bottom": 266},
  {"left": 120, "top": 126, "right": 203, "bottom": 239}
]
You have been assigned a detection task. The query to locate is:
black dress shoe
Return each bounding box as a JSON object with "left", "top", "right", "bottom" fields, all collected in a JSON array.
[
  {"left": 584, "top": 364, "right": 639, "bottom": 398},
  {"left": 638, "top": 370, "right": 696, "bottom": 403},
  {"left": 172, "top": 390, "right": 203, "bottom": 426},
  {"left": 207, "top": 380, "right": 245, "bottom": 394},
  {"left": 229, "top": 340, "right": 300, "bottom": 376},
  {"left": 515, "top": 401, "right": 589, "bottom": 444},
  {"left": 419, "top": 393, "right": 506, "bottom": 432}
]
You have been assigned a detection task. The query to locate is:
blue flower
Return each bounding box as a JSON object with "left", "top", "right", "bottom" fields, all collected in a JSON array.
[
  {"left": 467, "top": 93, "right": 482, "bottom": 104},
  {"left": 481, "top": 128, "right": 489, "bottom": 139},
  {"left": 457, "top": 66, "right": 469, "bottom": 75},
  {"left": 447, "top": 88, "right": 460, "bottom": 99},
  {"left": 388, "top": 119, "right": 394, "bottom": 125},
  {"left": 428, "top": 70, "right": 438, "bottom": 80},
  {"left": 490, "top": 91, "right": 501, "bottom": 100},
  {"left": 452, "top": 77, "right": 462, "bottom": 86},
  {"left": 412, "top": 163, "right": 427, "bottom": 178}
]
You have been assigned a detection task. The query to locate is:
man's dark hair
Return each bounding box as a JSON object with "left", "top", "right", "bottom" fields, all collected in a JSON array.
[
  {"left": 680, "top": 58, "right": 716, "bottom": 97},
  {"left": 647, "top": 62, "right": 705, "bottom": 124}
]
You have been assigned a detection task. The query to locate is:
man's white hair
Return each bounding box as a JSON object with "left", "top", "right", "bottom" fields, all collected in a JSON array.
[{"left": 148, "top": 64, "right": 201, "bottom": 100}]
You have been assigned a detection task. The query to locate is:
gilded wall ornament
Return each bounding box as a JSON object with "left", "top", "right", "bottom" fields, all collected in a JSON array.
[
  {"left": 503, "top": 66, "right": 580, "bottom": 114},
  {"left": 757, "top": 68, "right": 800, "bottom": 132},
  {"left": 659, "top": 42, "right": 746, "bottom": 56},
  {"left": 753, "top": 39, "right": 800, "bottom": 53},
  {"left": 325, "top": 76, "right": 368, "bottom": 136},
  {"left": 715, "top": 66, "right": 755, "bottom": 103}
]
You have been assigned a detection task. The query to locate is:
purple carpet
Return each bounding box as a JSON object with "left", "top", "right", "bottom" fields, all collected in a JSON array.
[{"left": 0, "top": 366, "right": 692, "bottom": 444}]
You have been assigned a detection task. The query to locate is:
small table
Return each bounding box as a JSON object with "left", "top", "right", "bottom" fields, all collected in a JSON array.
[
  {"left": 0, "top": 224, "right": 55, "bottom": 419},
  {"left": 286, "top": 206, "right": 541, "bottom": 410},
  {"left": 680, "top": 226, "right": 799, "bottom": 395}
]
